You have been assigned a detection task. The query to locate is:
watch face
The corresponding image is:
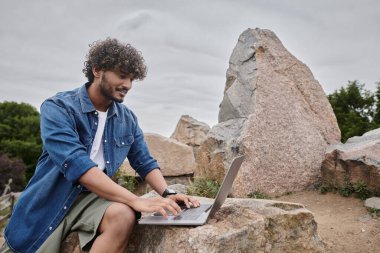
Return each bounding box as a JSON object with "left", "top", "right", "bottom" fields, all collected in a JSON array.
[
  {"left": 163, "top": 188, "right": 177, "bottom": 197},
  {"left": 167, "top": 189, "right": 176, "bottom": 194}
]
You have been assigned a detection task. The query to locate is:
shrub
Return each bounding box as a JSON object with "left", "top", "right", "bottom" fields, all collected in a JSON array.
[
  {"left": 318, "top": 180, "right": 373, "bottom": 200},
  {"left": 187, "top": 178, "right": 220, "bottom": 198},
  {"left": 247, "top": 191, "right": 272, "bottom": 199},
  {"left": 352, "top": 181, "right": 371, "bottom": 200},
  {"left": 367, "top": 207, "right": 380, "bottom": 217},
  {"left": 113, "top": 169, "right": 138, "bottom": 192}
]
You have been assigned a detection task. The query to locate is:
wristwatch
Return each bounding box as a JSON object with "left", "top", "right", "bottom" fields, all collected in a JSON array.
[{"left": 162, "top": 188, "right": 177, "bottom": 198}]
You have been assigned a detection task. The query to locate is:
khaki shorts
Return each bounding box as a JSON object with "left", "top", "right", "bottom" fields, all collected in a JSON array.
[{"left": 1, "top": 192, "right": 111, "bottom": 253}]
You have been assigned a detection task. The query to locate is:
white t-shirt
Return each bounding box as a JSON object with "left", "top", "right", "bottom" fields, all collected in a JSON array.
[{"left": 90, "top": 110, "right": 107, "bottom": 170}]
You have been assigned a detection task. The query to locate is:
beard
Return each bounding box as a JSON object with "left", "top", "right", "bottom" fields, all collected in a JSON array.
[{"left": 99, "top": 75, "right": 127, "bottom": 103}]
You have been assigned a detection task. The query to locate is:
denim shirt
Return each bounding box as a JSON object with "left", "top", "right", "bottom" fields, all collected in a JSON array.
[{"left": 4, "top": 84, "right": 159, "bottom": 253}]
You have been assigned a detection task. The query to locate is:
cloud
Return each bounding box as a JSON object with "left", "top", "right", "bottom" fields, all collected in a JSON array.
[
  {"left": 118, "top": 10, "right": 155, "bottom": 31},
  {"left": 1, "top": 0, "right": 379, "bottom": 136}
]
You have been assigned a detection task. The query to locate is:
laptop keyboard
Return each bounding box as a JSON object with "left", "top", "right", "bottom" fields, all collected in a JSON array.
[{"left": 174, "top": 205, "right": 212, "bottom": 220}]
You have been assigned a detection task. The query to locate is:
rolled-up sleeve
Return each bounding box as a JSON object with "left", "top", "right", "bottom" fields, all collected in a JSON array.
[
  {"left": 127, "top": 113, "right": 159, "bottom": 179},
  {"left": 40, "top": 100, "right": 96, "bottom": 183}
]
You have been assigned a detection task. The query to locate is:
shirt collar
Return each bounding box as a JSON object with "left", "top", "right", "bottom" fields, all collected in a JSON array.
[{"left": 79, "top": 83, "right": 119, "bottom": 118}]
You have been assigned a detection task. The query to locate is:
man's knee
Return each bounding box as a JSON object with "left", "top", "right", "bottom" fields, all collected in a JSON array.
[{"left": 100, "top": 203, "right": 136, "bottom": 234}]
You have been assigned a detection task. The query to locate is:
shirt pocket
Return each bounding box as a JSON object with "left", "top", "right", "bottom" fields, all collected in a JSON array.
[
  {"left": 115, "top": 135, "right": 134, "bottom": 148},
  {"left": 114, "top": 135, "right": 134, "bottom": 171}
]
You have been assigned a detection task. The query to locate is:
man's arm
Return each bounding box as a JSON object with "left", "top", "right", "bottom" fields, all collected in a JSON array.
[
  {"left": 79, "top": 167, "right": 181, "bottom": 217},
  {"left": 123, "top": 110, "right": 199, "bottom": 208},
  {"left": 144, "top": 168, "right": 168, "bottom": 196},
  {"left": 144, "top": 168, "right": 200, "bottom": 208}
]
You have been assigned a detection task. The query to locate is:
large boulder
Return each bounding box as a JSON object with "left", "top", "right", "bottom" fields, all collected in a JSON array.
[
  {"left": 321, "top": 128, "right": 380, "bottom": 191},
  {"left": 62, "top": 186, "right": 325, "bottom": 253},
  {"left": 121, "top": 133, "right": 196, "bottom": 177},
  {"left": 128, "top": 198, "right": 324, "bottom": 253},
  {"left": 170, "top": 115, "right": 210, "bottom": 146},
  {"left": 196, "top": 28, "right": 340, "bottom": 196},
  {"left": 170, "top": 115, "right": 210, "bottom": 156}
]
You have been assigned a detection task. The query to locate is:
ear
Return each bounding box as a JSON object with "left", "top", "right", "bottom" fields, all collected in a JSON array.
[{"left": 92, "top": 67, "right": 102, "bottom": 78}]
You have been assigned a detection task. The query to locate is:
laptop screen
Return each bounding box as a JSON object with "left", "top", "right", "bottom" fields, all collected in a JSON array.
[{"left": 208, "top": 155, "right": 245, "bottom": 218}]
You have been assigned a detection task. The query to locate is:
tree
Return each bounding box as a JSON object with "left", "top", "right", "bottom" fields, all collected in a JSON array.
[
  {"left": 0, "top": 101, "right": 42, "bottom": 184},
  {"left": 328, "top": 81, "right": 378, "bottom": 142}
]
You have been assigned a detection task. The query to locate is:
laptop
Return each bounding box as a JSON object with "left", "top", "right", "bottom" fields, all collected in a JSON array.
[{"left": 138, "top": 155, "right": 245, "bottom": 226}]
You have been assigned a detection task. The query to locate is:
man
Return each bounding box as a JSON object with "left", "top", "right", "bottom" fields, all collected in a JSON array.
[{"left": 1, "top": 38, "right": 199, "bottom": 253}]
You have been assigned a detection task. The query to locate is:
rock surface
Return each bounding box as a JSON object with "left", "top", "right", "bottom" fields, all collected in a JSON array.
[
  {"left": 196, "top": 28, "right": 340, "bottom": 196},
  {"left": 170, "top": 115, "right": 210, "bottom": 156},
  {"left": 121, "top": 133, "right": 196, "bottom": 177},
  {"left": 62, "top": 186, "right": 325, "bottom": 253},
  {"left": 128, "top": 198, "right": 324, "bottom": 253},
  {"left": 364, "top": 197, "right": 380, "bottom": 210},
  {"left": 322, "top": 128, "right": 380, "bottom": 191}
]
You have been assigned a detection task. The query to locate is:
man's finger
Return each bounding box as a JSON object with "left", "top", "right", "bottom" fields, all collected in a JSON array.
[
  {"left": 162, "top": 198, "right": 181, "bottom": 215},
  {"left": 182, "top": 197, "right": 191, "bottom": 208},
  {"left": 168, "top": 199, "right": 182, "bottom": 214},
  {"left": 178, "top": 194, "right": 200, "bottom": 208},
  {"left": 189, "top": 198, "right": 200, "bottom": 207},
  {"left": 156, "top": 206, "right": 168, "bottom": 218}
]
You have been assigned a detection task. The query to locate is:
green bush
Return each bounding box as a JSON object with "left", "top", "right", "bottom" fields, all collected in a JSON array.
[
  {"left": 113, "top": 169, "right": 138, "bottom": 192},
  {"left": 367, "top": 207, "right": 380, "bottom": 217},
  {"left": 0, "top": 101, "right": 42, "bottom": 183},
  {"left": 247, "top": 191, "right": 271, "bottom": 199},
  {"left": 338, "top": 184, "right": 354, "bottom": 197},
  {"left": 187, "top": 178, "right": 220, "bottom": 198},
  {"left": 351, "top": 181, "right": 371, "bottom": 200},
  {"left": 319, "top": 180, "right": 372, "bottom": 200}
]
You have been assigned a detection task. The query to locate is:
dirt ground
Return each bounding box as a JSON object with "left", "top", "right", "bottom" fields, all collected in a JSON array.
[{"left": 275, "top": 190, "right": 380, "bottom": 253}]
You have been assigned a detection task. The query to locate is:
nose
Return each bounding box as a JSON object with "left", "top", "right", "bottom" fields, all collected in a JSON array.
[{"left": 123, "top": 78, "right": 132, "bottom": 90}]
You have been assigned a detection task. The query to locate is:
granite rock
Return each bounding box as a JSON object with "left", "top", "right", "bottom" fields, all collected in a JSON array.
[
  {"left": 364, "top": 197, "right": 380, "bottom": 210},
  {"left": 127, "top": 198, "right": 325, "bottom": 253},
  {"left": 121, "top": 133, "right": 196, "bottom": 177},
  {"left": 322, "top": 128, "right": 380, "bottom": 191},
  {"left": 62, "top": 187, "right": 325, "bottom": 253},
  {"left": 196, "top": 28, "right": 340, "bottom": 196},
  {"left": 170, "top": 115, "right": 210, "bottom": 148},
  {"left": 171, "top": 115, "right": 210, "bottom": 158}
]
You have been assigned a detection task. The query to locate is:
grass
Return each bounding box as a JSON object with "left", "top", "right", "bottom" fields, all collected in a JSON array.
[
  {"left": 367, "top": 207, "right": 380, "bottom": 217},
  {"left": 187, "top": 178, "right": 220, "bottom": 198},
  {"left": 247, "top": 191, "right": 272, "bottom": 199},
  {"left": 318, "top": 180, "right": 380, "bottom": 217},
  {"left": 318, "top": 180, "right": 373, "bottom": 200},
  {"left": 113, "top": 170, "right": 139, "bottom": 192}
]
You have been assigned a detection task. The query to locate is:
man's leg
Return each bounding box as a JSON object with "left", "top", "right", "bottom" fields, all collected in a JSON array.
[
  {"left": 0, "top": 241, "right": 13, "bottom": 253},
  {"left": 37, "top": 192, "right": 111, "bottom": 253},
  {"left": 90, "top": 203, "right": 136, "bottom": 253}
]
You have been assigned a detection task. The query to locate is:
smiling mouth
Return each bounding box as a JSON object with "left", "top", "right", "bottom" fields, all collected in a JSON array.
[{"left": 117, "top": 89, "right": 128, "bottom": 96}]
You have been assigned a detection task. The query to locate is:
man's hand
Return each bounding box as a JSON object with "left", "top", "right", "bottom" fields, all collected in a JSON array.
[
  {"left": 168, "top": 194, "right": 200, "bottom": 209},
  {"left": 130, "top": 197, "right": 182, "bottom": 218}
]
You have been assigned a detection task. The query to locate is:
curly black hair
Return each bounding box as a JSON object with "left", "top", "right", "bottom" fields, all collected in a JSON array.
[{"left": 83, "top": 38, "right": 147, "bottom": 83}]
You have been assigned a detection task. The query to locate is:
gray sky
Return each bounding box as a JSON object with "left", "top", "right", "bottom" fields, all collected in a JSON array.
[{"left": 1, "top": 0, "right": 379, "bottom": 136}]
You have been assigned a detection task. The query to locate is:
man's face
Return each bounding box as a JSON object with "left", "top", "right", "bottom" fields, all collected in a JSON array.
[{"left": 99, "top": 70, "right": 132, "bottom": 103}]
